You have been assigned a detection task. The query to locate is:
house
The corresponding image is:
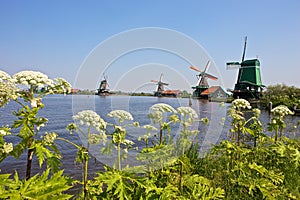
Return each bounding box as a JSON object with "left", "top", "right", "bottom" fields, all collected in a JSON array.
[
  {"left": 200, "top": 86, "right": 227, "bottom": 101},
  {"left": 70, "top": 88, "right": 80, "bottom": 94}
]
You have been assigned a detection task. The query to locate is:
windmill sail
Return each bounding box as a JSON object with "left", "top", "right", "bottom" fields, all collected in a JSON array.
[
  {"left": 190, "top": 60, "right": 218, "bottom": 98},
  {"left": 190, "top": 60, "right": 218, "bottom": 87}
]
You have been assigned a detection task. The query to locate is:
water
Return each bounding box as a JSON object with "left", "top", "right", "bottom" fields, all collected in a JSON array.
[{"left": 0, "top": 95, "right": 299, "bottom": 180}]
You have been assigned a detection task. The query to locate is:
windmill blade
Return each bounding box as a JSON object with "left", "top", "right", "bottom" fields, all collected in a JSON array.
[
  {"left": 242, "top": 36, "right": 247, "bottom": 62},
  {"left": 190, "top": 65, "right": 202, "bottom": 73},
  {"left": 151, "top": 80, "right": 158, "bottom": 83},
  {"left": 160, "top": 82, "right": 169, "bottom": 86},
  {"left": 106, "top": 75, "right": 109, "bottom": 88},
  {"left": 159, "top": 73, "right": 164, "bottom": 82},
  {"left": 205, "top": 73, "right": 218, "bottom": 80},
  {"left": 196, "top": 77, "right": 201, "bottom": 86},
  {"left": 203, "top": 60, "right": 211, "bottom": 73}
]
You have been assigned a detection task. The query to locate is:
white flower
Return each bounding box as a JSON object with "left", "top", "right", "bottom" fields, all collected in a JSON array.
[
  {"left": 88, "top": 133, "right": 107, "bottom": 145},
  {"left": 0, "top": 70, "right": 12, "bottom": 82},
  {"left": 114, "top": 125, "right": 126, "bottom": 132},
  {"left": 253, "top": 108, "right": 261, "bottom": 117},
  {"left": 177, "top": 106, "right": 198, "bottom": 120},
  {"left": 44, "top": 132, "right": 58, "bottom": 145},
  {"left": 150, "top": 103, "right": 176, "bottom": 113},
  {"left": 271, "top": 105, "right": 294, "bottom": 117},
  {"left": 3, "top": 142, "right": 13, "bottom": 154},
  {"left": 231, "top": 113, "right": 244, "bottom": 121},
  {"left": 0, "top": 130, "right": 10, "bottom": 136},
  {"left": 123, "top": 139, "right": 134, "bottom": 146},
  {"left": 232, "top": 99, "right": 251, "bottom": 110},
  {"left": 0, "top": 130, "right": 6, "bottom": 136},
  {"left": 29, "top": 79, "right": 37, "bottom": 85},
  {"left": 50, "top": 78, "right": 72, "bottom": 94},
  {"left": 73, "top": 110, "right": 106, "bottom": 131},
  {"left": 143, "top": 125, "right": 157, "bottom": 131},
  {"left": 13, "top": 71, "right": 51, "bottom": 88},
  {"left": 108, "top": 110, "right": 133, "bottom": 122},
  {"left": 0, "top": 75, "right": 19, "bottom": 107}
]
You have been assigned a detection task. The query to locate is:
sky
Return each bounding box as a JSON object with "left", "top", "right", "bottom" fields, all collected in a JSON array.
[{"left": 1, "top": 0, "right": 300, "bottom": 93}]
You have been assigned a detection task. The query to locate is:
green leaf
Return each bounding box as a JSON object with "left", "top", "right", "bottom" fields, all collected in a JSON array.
[{"left": 0, "top": 169, "right": 73, "bottom": 199}]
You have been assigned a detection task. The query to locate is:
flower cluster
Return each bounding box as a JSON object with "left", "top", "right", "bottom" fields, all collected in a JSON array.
[
  {"left": 177, "top": 106, "right": 198, "bottom": 121},
  {"left": 66, "top": 123, "right": 77, "bottom": 133},
  {"left": 252, "top": 108, "right": 261, "bottom": 118},
  {"left": 73, "top": 110, "right": 106, "bottom": 131},
  {"left": 232, "top": 99, "right": 251, "bottom": 110},
  {"left": 50, "top": 78, "right": 72, "bottom": 94},
  {"left": 13, "top": 70, "right": 53, "bottom": 88},
  {"left": 108, "top": 110, "right": 133, "bottom": 123},
  {"left": 43, "top": 132, "right": 58, "bottom": 145},
  {"left": 138, "top": 132, "right": 151, "bottom": 141},
  {"left": 230, "top": 113, "right": 245, "bottom": 121},
  {"left": 0, "top": 130, "right": 8, "bottom": 136},
  {"left": 0, "top": 70, "right": 12, "bottom": 82},
  {"left": 150, "top": 103, "right": 177, "bottom": 113},
  {"left": 138, "top": 125, "right": 157, "bottom": 146},
  {"left": 0, "top": 127, "right": 11, "bottom": 136},
  {"left": 2, "top": 142, "right": 13, "bottom": 154},
  {"left": 149, "top": 103, "right": 177, "bottom": 124},
  {"left": 0, "top": 70, "right": 19, "bottom": 107},
  {"left": 143, "top": 125, "right": 157, "bottom": 131},
  {"left": 88, "top": 133, "right": 107, "bottom": 145},
  {"left": 123, "top": 139, "right": 134, "bottom": 146},
  {"left": 271, "top": 105, "right": 294, "bottom": 117}
]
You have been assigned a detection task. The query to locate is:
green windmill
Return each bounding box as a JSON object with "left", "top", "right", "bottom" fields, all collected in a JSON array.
[{"left": 227, "top": 37, "right": 265, "bottom": 100}]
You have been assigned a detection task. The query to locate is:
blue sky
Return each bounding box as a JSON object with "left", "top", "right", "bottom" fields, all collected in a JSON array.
[{"left": 1, "top": 0, "right": 299, "bottom": 92}]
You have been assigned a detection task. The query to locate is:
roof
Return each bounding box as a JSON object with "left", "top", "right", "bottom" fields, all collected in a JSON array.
[
  {"left": 241, "top": 59, "right": 260, "bottom": 67},
  {"left": 201, "top": 86, "right": 220, "bottom": 95},
  {"left": 162, "top": 90, "right": 181, "bottom": 95}
]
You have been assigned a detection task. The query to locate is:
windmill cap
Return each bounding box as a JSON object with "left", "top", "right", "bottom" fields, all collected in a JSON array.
[{"left": 241, "top": 59, "right": 260, "bottom": 67}]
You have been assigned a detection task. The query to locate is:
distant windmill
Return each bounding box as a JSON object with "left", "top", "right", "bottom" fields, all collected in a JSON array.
[
  {"left": 97, "top": 74, "right": 110, "bottom": 95},
  {"left": 151, "top": 73, "right": 169, "bottom": 97},
  {"left": 190, "top": 60, "right": 218, "bottom": 98}
]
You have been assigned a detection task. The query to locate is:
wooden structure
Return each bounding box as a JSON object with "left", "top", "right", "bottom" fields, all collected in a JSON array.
[
  {"left": 200, "top": 86, "right": 227, "bottom": 101},
  {"left": 227, "top": 37, "right": 264, "bottom": 100},
  {"left": 190, "top": 60, "right": 218, "bottom": 98}
]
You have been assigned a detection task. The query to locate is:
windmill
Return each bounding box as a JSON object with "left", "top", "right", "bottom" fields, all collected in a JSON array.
[
  {"left": 97, "top": 74, "right": 110, "bottom": 95},
  {"left": 190, "top": 60, "right": 218, "bottom": 98},
  {"left": 226, "top": 37, "right": 264, "bottom": 100},
  {"left": 151, "top": 73, "right": 169, "bottom": 97}
]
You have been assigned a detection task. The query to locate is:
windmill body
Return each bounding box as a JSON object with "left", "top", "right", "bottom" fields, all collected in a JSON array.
[{"left": 227, "top": 37, "right": 264, "bottom": 100}]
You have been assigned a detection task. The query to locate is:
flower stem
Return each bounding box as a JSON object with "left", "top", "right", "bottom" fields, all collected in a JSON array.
[
  {"left": 159, "top": 124, "right": 163, "bottom": 145},
  {"left": 83, "top": 154, "right": 88, "bottom": 200},
  {"left": 26, "top": 137, "right": 34, "bottom": 180},
  {"left": 118, "top": 142, "right": 121, "bottom": 170}
]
